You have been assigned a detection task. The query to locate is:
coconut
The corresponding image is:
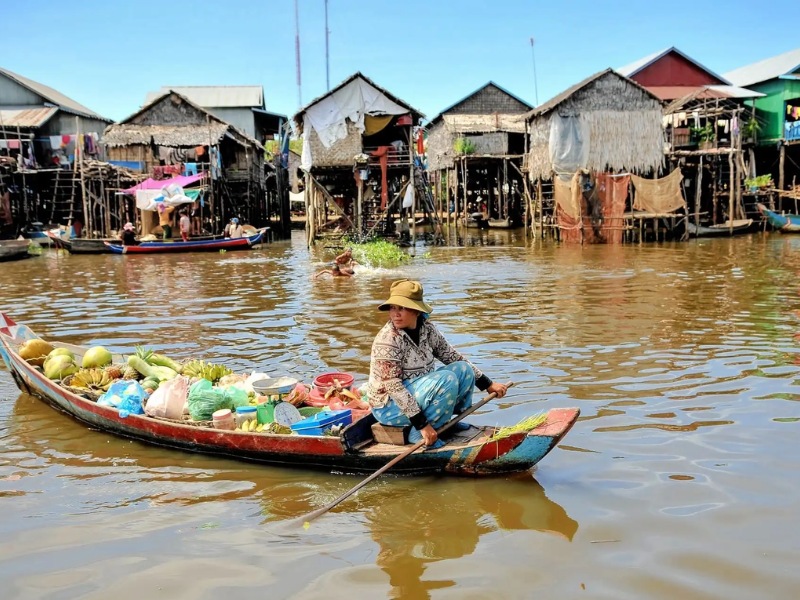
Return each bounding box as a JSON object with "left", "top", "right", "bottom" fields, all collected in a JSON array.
[
  {"left": 82, "top": 346, "right": 113, "bottom": 369},
  {"left": 18, "top": 338, "right": 55, "bottom": 366},
  {"left": 44, "top": 355, "right": 79, "bottom": 380},
  {"left": 47, "top": 347, "right": 75, "bottom": 361}
]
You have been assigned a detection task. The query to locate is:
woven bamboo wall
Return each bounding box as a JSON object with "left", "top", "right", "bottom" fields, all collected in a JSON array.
[{"left": 307, "top": 121, "right": 363, "bottom": 168}]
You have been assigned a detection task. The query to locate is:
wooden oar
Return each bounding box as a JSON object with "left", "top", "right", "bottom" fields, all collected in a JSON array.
[{"left": 299, "top": 381, "right": 514, "bottom": 526}]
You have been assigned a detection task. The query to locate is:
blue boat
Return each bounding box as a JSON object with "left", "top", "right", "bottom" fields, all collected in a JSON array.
[
  {"left": 757, "top": 203, "right": 800, "bottom": 233},
  {"left": 105, "top": 228, "right": 268, "bottom": 254}
]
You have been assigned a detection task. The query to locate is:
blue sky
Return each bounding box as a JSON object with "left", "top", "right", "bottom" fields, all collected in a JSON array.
[{"left": 2, "top": 0, "right": 796, "bottom": 123}]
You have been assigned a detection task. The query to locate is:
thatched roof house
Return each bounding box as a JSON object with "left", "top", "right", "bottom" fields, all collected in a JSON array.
[
  {"left": 426, "top": 81, "right": 532, "bottom": 171},
  {"left": 103, "top": 90, "right": 262, "bottom": 171},
  {"left": 292, "top": 72, "right": 424, "bottom": 171},
  {"left": 525, "top": 69, "right": 665, "bottom": 180}
]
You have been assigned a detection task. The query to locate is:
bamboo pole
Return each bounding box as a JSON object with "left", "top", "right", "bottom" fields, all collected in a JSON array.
[
  {"left": 728, "top": 151, "right": 735, "bottom": 232},
  {"left": 694, "top": 156, "right": 703, "bottom": 230},
  {"left": 779, "top": 143, "right": 786, "bottom": 212},
  {"left": 537, "top": 177, "right": 543, "bottom": 238}
]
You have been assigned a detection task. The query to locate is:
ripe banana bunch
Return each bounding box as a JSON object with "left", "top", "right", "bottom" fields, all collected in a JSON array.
[
  {"left": 69, "top": 368, "right": 114, "bottom": 391},
  {"left": 235, "top": 419, "right": 264, "bottom": 433},
  {"left": 181, "top": 360, "right": 232, "bottom": 383}
]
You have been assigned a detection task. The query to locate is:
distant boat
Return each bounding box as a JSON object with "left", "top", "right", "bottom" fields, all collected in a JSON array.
[
  {"left": 687, "top": 219, "right": 753, "bottom": 237},
  {"left": 757, "top": 204, "right": 800, "bottom": 233},
  {"left": 0, "top": 239, "right": 32, "bottom": 262},
  {"left": 104, "top": 229, "right": 267, "bottom": 254}
]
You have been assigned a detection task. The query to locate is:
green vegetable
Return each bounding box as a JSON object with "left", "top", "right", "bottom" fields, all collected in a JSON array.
[
  {"left": 126, "top": 355, "right": 177, "bottom": 382},
  {"left": 148, "top": 353, "right": 182, "bottom": 373}
]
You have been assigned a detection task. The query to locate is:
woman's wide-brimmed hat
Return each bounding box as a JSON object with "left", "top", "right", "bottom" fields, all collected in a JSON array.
[
  {"left": 123, "top": 222, "right": 134, "bottom": 231},
  {"left": 378, "top": 279, "right": 432, "bottom": 314}
]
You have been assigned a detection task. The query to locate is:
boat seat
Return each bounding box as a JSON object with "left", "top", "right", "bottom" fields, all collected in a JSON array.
[{"left": 370, "top": 423, "right": 409, "bottom": 446}]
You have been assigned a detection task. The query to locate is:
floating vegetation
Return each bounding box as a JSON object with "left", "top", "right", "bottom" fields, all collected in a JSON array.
[{"left": 491, "top": 413, "right": 547, "bottom": 441}]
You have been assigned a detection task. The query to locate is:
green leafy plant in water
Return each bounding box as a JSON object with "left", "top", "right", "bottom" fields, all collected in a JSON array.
[{"left": 351, "top": 240, "right": 411, "bottom": 268}]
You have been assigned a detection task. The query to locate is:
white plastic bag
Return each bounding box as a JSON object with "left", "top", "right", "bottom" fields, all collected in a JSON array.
[
  {"left": 145, "top": 376, "right": 189, "bottom": 420},
  {"left": 402, "top": 184, "right": 414, "bottom": 208}
]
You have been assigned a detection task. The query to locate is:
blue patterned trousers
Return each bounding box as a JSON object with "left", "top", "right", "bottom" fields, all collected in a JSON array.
[{"left": 372, "top": 361, "right": 475, "bottom": 429}]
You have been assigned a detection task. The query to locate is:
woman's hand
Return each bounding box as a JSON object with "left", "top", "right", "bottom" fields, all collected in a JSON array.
[
  {"left": 420, "top": 424, "right": 438, "bottom": 446},
  {"left": 487, "top": 382, "right": 508, "bottom": 398}
]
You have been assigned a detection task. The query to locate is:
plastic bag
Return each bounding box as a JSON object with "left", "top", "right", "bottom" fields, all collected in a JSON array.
[
  {"left": 186, "top": 379, "right": 249, "bottom": 421},
  {"left": 145, "top": 376, "right": 189, "bottom": 420},
  {"left": 98, "top": 380, "right": 146, "bottom": 418}
]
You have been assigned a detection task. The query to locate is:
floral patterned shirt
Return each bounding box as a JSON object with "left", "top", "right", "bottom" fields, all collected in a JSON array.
[{"left": 365, "top": 319, "right": 487, "bottom": 419}]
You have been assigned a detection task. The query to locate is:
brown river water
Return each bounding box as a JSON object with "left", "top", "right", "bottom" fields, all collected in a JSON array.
[{"left": 2, "top": 230, "right": 800, "bottom": 599}]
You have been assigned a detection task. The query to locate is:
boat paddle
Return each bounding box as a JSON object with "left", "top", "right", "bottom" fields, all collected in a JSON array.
[{"left": 298, "top": 381, "right": 514, "bottom": 527}]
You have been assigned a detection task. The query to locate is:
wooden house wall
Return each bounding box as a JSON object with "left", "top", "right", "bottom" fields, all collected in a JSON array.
[
  {"left": 468, "top": 131, "right": 508, "bottom": 155},
  {"left": 446, "top": 85, "right": 530, "bottom": 115},
  {"left": 631, "top": 53, "right": 726, "bottom": 87}
]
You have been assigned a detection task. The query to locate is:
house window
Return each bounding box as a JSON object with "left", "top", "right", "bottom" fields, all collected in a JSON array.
[{"left": 785, "top": 99, "right": 800, "bottom": 142}]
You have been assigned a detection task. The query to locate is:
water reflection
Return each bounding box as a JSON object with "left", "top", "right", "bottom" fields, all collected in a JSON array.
[{"left": 360, "top": 477, "right": 577, "bottom": 599}]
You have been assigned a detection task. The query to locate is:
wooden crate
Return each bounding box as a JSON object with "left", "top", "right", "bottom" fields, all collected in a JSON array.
[{"left": 371, "top": 423, "right": 409, "bottom": 445}]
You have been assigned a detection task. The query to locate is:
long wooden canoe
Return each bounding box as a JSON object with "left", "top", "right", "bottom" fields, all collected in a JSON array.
[
  {"left": 687, "top": 218, "right": 753, "bottom": 237},
  {"left": 0, "top": 313, "right": 579, "bottom": 476},
  {"left": 104, "top": 229, "right": 267, "bottom": 254},
  {"left": 757, "top": 204, "right": 800, "bottom": 233}
]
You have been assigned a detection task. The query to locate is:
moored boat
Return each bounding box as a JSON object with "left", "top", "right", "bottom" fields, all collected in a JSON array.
[
  {"left": 0, "top": 239, "right": 32, "bottom": 262},
  {"left": 104, "top": 228, "right": 267, "bottom": 254},
  {"left": 757, "top": 203, "right": 800, "bottom": 233},
  {"left": 687, "top": 218, "right": 753, "bottom": 237},
  {"left": 0, "top": 312, "right": 579, "bottom": 476}
]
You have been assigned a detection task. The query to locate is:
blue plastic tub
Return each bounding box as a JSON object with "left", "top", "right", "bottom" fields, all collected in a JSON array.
[{"left": 290, "top": 409, "right": 352, "bottom": 436}]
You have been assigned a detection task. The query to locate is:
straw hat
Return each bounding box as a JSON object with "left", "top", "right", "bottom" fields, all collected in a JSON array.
[{"left": 378, "top": 279, "right": 432, "bottom": 314}]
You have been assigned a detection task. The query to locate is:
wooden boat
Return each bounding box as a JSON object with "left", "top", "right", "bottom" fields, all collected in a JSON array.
[
  {"left": 686, "top": 218, "right": 753, "bottom": 237},
  {"left": 49, "top": 232, "right": 227, "bottom": 254},
  {"left": 0, "top": 313, "right": 579, "bottom": 476},
  {"left": 104, "top": 229, "right": 267, "bottom": 254},
  {"left": 0, "top": 239, "right": 31, "bottom": 262},
  {"left": 757, "top": 203, "right": 800, "bottom": 233},
  {"left": 47, "top": 232, "right": 115, "bottom": 254}
]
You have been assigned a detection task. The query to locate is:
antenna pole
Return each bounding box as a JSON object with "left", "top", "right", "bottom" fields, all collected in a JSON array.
[
  {"left": 294, "top": 0, "right": 302, "bottom": 107},
  {"left": 324, "top": 0, "right": 330, "bottom": 91},
  {"left": 530, "top": 37, "right": 539, "bottom": 106}
]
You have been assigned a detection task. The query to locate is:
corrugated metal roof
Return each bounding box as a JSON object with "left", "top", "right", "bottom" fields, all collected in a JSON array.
[
  {"left": 0, "top": 106, "right": 58, "bottom": 128},
  {"left": 144, "top": 86, "right": 265, "bottom": 108},
  {"left": 705, "top": 85, "right": 765, "bottom": 99},
  {"left": 0, "top": 67, "right": 111, "bottom": 121},
  {"left": 724, "top": 48, "right": 800, "bottom": 87},
  {"left": 617, "top": 47, "right": 731, "bottom": 85}
]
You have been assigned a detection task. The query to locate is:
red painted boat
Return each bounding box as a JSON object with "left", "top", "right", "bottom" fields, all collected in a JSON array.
[{"left": 0, "top": 313, "right": 579, "bottom": 476}]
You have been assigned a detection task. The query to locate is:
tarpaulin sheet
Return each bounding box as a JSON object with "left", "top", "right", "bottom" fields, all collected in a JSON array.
[{"left": 122, "top": 172, "right": 207, "bottom": 195}]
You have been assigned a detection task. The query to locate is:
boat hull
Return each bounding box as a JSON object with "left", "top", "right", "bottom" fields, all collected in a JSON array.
[
  {"left": 0, "top": 313, "right": 578, "bottom": 476},
  {"left": 0, "top": 240, "right": 31, "bottom": 262},
  {"left": 687, "top": 219, "right": 753, "bottom": 237},
  {"left": 757, "top": 204, "right": 800, "bottom": 233},
  {"left": 105, "top": 230, "right": 266, "bottom": 254}
]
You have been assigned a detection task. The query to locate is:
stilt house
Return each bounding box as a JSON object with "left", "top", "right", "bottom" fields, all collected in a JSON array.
[
  {"left": 292, "top": 72, "right": 425, "bottom": 244},
  {"left": 425, "top": 82, "right": 532, "bottom": 229}
]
